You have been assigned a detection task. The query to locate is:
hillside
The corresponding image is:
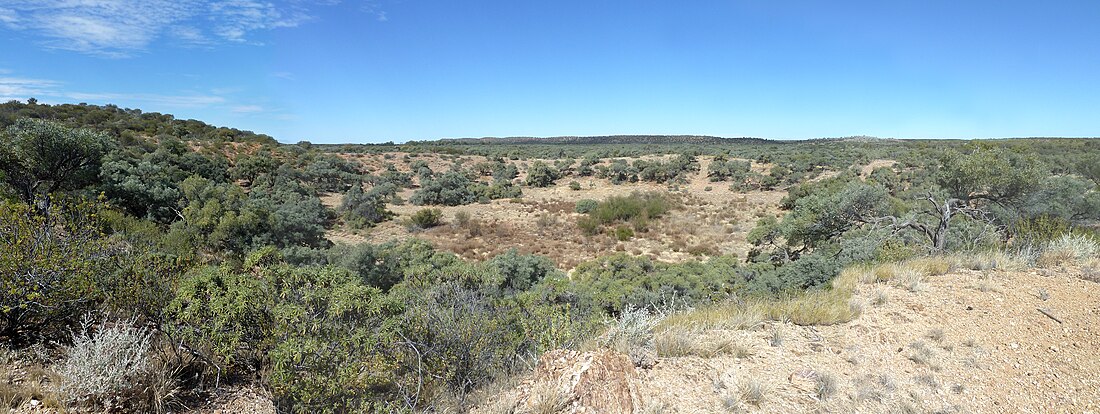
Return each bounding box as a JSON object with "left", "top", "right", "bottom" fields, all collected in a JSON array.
[{"left": 480, "top": 258, "right": 1100, "bottom": 413}]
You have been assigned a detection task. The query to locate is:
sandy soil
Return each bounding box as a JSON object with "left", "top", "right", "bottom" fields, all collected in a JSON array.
[
  {"left": 325, "top": 155, "right": 787, "bottom": 270},
  {"left": 633, "top": 266, "right": 1100, "bottom": 413}
]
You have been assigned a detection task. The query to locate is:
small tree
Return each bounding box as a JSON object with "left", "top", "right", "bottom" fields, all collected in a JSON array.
[
  {"left": 887, "top": 147, "right": 1042, "bottom": 250},
  {"left": 0, "top": 119, "right": 113, "bottom": 211}
]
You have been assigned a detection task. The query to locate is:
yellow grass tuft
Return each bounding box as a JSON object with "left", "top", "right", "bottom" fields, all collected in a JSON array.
[{"left": 660, "top": 266, "right": 864, "bottom": 330}]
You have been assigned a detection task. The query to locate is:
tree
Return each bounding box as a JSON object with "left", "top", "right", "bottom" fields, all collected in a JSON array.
[
  {"left": 749, "top": 181, "right": 889, "bottom": 262},
  {"left": 0, "top": 119, "right": 112, "bottom": 210},
  {"left": 887, "top": 147, "right": 1043, "bottom": 250}
]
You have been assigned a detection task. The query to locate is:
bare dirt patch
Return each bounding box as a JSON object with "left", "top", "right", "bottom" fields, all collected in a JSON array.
[{"left": 323, "top": 154, "right": 789, "bottom": 269}]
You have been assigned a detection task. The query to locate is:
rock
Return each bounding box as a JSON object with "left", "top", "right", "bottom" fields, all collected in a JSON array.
[{"left": 520, "top": 349, "right": 643, "bottom": 414}]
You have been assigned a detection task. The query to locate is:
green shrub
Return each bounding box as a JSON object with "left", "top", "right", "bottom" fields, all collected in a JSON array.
[
  {"left": 0, "top": 200, "right": 113, "bottom": 344},
  {"left": 569, "top": 181, "right": 582, "bottom": 191},
  {"left": 166, "top": 264, "right": 272, "bottom": 373},
  {"left": 339, "top": 184, "right": 393, "bottom": 228},
  {"left": 265, "top": 266, "right": 397, "bottom": 414},
  {"left": 411, "top": 172, "right": 477, "bottom": 206},
  {"left": 569, "top": 254, "right": 743, "bottom": 314},
  {"left": 525, "top": 161, "right": 561, "bottom": 187},
  {"left": 408, "top": 208, "right": 443, "bottom": 230},
  {"left": 489, "top": 249, "right": 561, "bottom": 292},
  {"left": 578, "top": 216, "right": 601, "bottom": 236},
  {"left": 615, "top": 225, "right": 634, "bottom": 241},
  {"left": 575, "top": 199, "right": 598, "bottom": 214},
  {"left": 589, "top": 192, "right": 671, "bottom": 225}
]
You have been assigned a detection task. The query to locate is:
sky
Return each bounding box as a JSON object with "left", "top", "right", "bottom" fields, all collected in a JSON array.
[{"left": 1, "top": 1, "right": 1099, "bottom": 143}]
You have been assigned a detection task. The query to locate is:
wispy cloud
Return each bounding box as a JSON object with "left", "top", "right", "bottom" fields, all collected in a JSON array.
[
  {"left": 1, "top": 71, "right": 231, "bottom": 109},
  {"left": 0, "top": 0, "right": 342, "bottom": 57},
  {"left": 362, "top": 0, "right": 388, "bottom": 22},
  {"left": 231, "top": 104, "right": 264, "bottom": 113},
  {"left": 65, "top": 91, "right": 226, "bottom": 107},
  {"left": 0, "top": 77, "right": 62, "bottom": 101}
]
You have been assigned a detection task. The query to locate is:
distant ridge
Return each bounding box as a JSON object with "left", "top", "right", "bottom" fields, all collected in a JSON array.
[{"left": 425, "top": 135, "right": 780, "bottom": 145}]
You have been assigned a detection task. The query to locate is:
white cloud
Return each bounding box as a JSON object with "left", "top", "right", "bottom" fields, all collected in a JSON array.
[
  {"left": 0, "top": 76, "right": 62, "bottom": 101},
  {"left": 65, "top": 91, "right": 226, "bottom": 107},
  {"left": 0, "top": 0, "right": 336, "bottom": 57},
  {"left": 231, "top": 104, "right": 264, "bottom": 113},
  {"left": 0, "top": 71, "right": 229, "bottom": 109}
]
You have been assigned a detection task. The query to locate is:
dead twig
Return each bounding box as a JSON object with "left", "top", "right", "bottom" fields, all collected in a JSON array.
[{"left": 1036, "top": 308, "right": 1063, "bottom": 324}]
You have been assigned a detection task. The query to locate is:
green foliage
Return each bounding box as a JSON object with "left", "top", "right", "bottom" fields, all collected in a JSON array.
[
  {"left": 488, "top": 249, "right": 561, "bottom": 293},
  {"left": 575, "top": 199, "right": 598, "bottom": 214},
  {"left": 576, "top": 193, "right": 671, "bottom": 236},
  {"left": 615, "top": 225, "right": 634, "bottom": 241},
  {"left": 753, "top": 180, "right": 889, "bottom": 265},
  {"left": 568, "top": 254, "right": 744, "bottom": 313},
  {"left": 101, "top": 139, "right": 229, "bottom": 223},
  {"left": 230, "top": 153, "right": 279, "bottom": 183},
  {"left": 369, "top": 165, "right": 414, "bottom": 189},
  {"left": 492, "top": 162, "right": 519, "bottom": 182},
  {"left": 266, "top": 265, "right": 397, "bottom": 414},
  {"left": 166, "top": 264, "right": 272, "bottom": 372},
  {"left": 300, "top": 155, "right": 362, "bottom": 192},
  {"left": 1019, "top": 175, "right": 1100, "bottom": 223},
  {"left": 339, "top": 184, "right": 393, "bottom": 228},
  {"left": 168, "top": 175, "right": 330, "bottom": 255},
  {"left": 0, "top": 101, "right": 277, "bottom": 144},
  {"left": 707, "top": 156, "right": 751, "bottom": 182},
  {"left": 588, "top": 192, "right": 671, "bottom": 225},
  {"left": 0, "top": 200, "right": 114, "bottom": 344},
  {"left": 408, "top": 208, "right": 443, "bottom": 230},
  {"left": 411, "top": 171, "right": 478, "bottom": 206},
  {"left": 525, "top": 161, "right": 561, "bottom": 187},
  {"left": 0, "top": 118, "right": 113, "bottom": 205},
  {"left": 569, "top": 180, "right": 582, "bottom": 191},
  {"left": 936, "top": 146, "right": 1044, "bottom": 202},
  {"left": 474, "top": 180, "right": 523, "bottom": 201}
]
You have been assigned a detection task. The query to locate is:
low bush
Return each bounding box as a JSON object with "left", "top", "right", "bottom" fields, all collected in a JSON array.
[
  {"left": 408, "top": 208, "right": 444, "bottom": 230},
  {"left": 1038, "top": 234, "right": 1100, "bottom": 266},
  {"left": 58, "top": 318, "right": 155, "bottom": 410},
  {"left": 339, "top": 184, "right": 393, "bottom": 228},
  {"left": 576, "top": 192, "right": 672, "bottom": 237},
  {"left": 411, "top": 172, "right": 478, "bottom": 206},
  {"left": 525, "top": 161, "right": 561, "bottom": 187},
  {"left": 614, "top": 225, "right": 634, "bottom": 241},
  {"left": 0, "top": 200, "right": 114, "bottom": 344},
  {"left": 575, "top": 199, "right": 598, "bottom": 214}
]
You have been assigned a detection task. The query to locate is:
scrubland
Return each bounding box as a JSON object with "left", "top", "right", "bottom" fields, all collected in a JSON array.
[{"left": 1, "top": 101, "right": 1098, "bottom": 413}]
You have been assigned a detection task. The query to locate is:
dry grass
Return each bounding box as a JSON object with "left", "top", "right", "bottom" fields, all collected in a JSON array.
[
  {"left": 738, "top": 379, "right": 768, "bottom": 406},
  {"left": 653, "top": 330, "right": 748, "bottom": 358},
  {"left": 814, "top": 371, "right": 839, "bottom": 400},
  {"left": 525, "top": 382, "right": 571, "bottom": 414},
  {"left": 871, "top": 288, "right": 889, "bottom": 306},
  {"left": 952, "top": 250, "right": 1030, "bottom": 272},
  {"left": 660, "top": 266, "right": 863, "bottom": 332},
  {"left": 0, "top": 363, "right": 64, "bottom": 411},
  {"left": 1037, "top": 234, "right": 1100, "bottom": 267}
]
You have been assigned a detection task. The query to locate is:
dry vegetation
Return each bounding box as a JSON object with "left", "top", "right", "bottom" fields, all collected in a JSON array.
[
  {"left": 325, "top": 154, "right": 783, "bottom": 269},
  {"left": 479, "top": 250, "right": 1100, "bottom": 413}
]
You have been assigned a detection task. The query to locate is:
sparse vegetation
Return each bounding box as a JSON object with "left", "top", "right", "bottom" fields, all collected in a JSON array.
[{"left": 0, "top": 102, "right": 1098, "bottom": 412}]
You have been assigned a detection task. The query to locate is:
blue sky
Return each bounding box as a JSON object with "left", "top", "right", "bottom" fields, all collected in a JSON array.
[{"left": 1, "top": 1, "right": 1099, "bottom": 143}]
